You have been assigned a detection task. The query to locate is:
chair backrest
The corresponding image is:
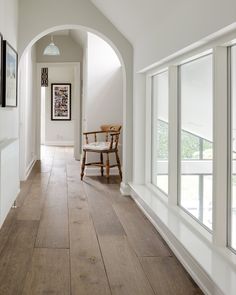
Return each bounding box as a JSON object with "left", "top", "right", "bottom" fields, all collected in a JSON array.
[
  {"left": 100, "top": 125, "right": 122, "bottom": 148},
  {"left": 100, "top": 124, "right": 122, "bottom": 132}
]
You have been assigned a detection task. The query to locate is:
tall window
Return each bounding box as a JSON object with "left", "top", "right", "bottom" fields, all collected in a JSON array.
[
  {"left": 151, "top": 71, "right": 168, "bottom": 195},
  {"left": 230, "top": 45, "right": 236, "bottom": 250},
  {"left": 179, "top": 54, "right": 213, "bottom": 229}
]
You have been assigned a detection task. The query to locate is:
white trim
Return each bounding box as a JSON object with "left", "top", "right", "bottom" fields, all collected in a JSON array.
[
  {"left": 73, "top": 64, "right": 81, "bottom": 160},
  {"left": 144, "top": 28, "right": 236, "bottom": 252},
  {"left": 145, "top": 75, "right": 152, "bottom": 184},
  {"left": 44, "top": 141, "right": 74, "bottom": 147},
  {"left": 168, "top": 66, "right": 178, "bottom": 205},
  {"left": 129, "top": 183, "right": 236, "bottom": 295},
  {"left": 120, "top": 181, "right": 131, "bottom": 196},
  {"left": 212, "top": 47, "right": 228, "bottom": 246},
  {"left": 25, "top": 157, "right": 37, "bottom": 180}
]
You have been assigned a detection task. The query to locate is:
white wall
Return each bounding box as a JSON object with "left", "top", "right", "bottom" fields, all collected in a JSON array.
[
  {"left": 42, "top": 64, "right": 76, "bottom": 146},
  {"left": 25, "top": 46, "right": 37, "bottom": 169},
  {"left": 85, "top": 33, "right": 123, "bottom": 131},
  {"left": 19, "top": 45, "right": 38, "bottom": 180},
  {"left": 84, "top": 33, "right": 123, "bottom": 167},
  {"left": 0, "top": 0, "right": 18, "bottom": 142},
  {"left": 18, "top": 0, "right": 133, "bottom": 186}
]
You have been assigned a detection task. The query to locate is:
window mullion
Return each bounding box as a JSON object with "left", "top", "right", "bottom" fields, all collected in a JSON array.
[
  {"left": 146, "top": 75, "right": 152, "bottom": 184},
  {"left": 168, "top": 66, "right": 178, "bottom": 206},
  {"left": 212, "top": 46, "right": 228, "bottom": 246}
]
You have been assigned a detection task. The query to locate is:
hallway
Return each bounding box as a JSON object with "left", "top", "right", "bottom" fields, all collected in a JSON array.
[{"left": 0, "top": 146, "right": 202, "bottom": 295}]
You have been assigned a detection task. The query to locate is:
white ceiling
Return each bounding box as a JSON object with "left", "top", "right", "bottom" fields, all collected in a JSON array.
[
  {"left": 90, "top": 0, "right": 187, "bottom": 45},
  {"left": 42, "top": 29, "right": 87, "bottom": 49}
]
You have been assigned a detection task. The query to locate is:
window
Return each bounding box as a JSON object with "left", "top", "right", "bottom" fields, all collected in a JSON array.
[
  {"left": 230, "top": 45, "right": 236, "bottom": 250},
  {"left": 179, "top": 54, "right": 213, "bottom": 229},
  {"left": 151, "top": 71, "right": 168, "bottom": 194}
]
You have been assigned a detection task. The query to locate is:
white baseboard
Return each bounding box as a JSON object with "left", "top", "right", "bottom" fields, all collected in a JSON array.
[
  {"left": 120, "top": 182, "right": 131, "bottom": 195},
  {"left": 24, "top": 157, "right": 37, "bottom": 180},
  {"left": 44, "top": 141, "right": 74, "bottom": 147},
  {"left": 130, "top": 185, "right": 224, "bottom": 295},
  {"left": 85, "top": 167, "right": 119, "bottom": 176}
]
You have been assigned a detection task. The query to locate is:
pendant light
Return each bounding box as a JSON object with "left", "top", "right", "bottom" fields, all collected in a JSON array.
[{"left": 43, "top": 35, "right": 60, "bottom": 56}]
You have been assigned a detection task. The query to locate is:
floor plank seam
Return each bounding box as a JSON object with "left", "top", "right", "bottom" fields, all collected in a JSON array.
[
  {"left": 0, "top": 215, "right": 16, "bottom": 257},
  {"left": 18, "top": 246, "right": 37, "bottom": 295},
  {"left": 119, "top": 224, "right": 158, "bottom": 295},
  {"left": 32, "top": 155, "right": 54, "bottom": 250},
  {"left": 138, "top": 259, "right": 157, "bottom": 295},
  {"left": 83, "top": 182, "right": 113, "bottom": 295},
  {"left": 66, "top": 162, "right": 72, "bottom": 295},
  {"left": 34, "top": 246, "right": 70, "bottom": 250},
  {"left": 20, "top": 154, "right": 55, "bottom": 294}
]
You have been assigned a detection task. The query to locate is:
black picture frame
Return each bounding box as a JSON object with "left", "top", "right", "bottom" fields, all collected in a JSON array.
[
  {"left": 2, "top": 40, "right": 18, "bottom": 107},
  {"left": 51, "top": 83, "right": 71, "bottom": 121},
  {"left": 0, "top": 33, "right": 3, "bottom": 105}
]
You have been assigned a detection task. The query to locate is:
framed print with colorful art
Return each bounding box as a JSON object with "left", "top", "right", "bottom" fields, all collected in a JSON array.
[
  {"left": 2, "top": 40, "right": 18, "bottom": 107},
  {"left": 51, "top": 83, "right": 71, "bottom": 121}
]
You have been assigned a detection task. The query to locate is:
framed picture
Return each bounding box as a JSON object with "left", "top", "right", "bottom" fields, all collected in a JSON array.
[
  {"left": 2, "top": 41, "right": 18, "bottom": 107},
  {"left": 0, "top": 33, "right": 3, "bottom": 105},
  {"left": 51, "top": 83, "right": 71, "bottom": 121}
]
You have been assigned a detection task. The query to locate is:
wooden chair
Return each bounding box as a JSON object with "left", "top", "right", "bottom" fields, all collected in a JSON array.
[{"left": 81, "top": 125, "right": 122, "bottom": 181}]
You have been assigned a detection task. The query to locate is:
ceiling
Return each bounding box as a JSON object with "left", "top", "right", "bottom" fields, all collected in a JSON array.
[
  {"left": 90, "top": 0, "right": 187, "bottom": 45},
  {"left": 42, "top": 29, "right": 87, "bottom": 49}
]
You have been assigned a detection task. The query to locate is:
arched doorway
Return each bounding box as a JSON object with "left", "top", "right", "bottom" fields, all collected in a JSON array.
[{"left": 18, "top": 23, "right": 132, "bottom": 193}]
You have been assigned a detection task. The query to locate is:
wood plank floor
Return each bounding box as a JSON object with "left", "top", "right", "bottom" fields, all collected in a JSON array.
[{"left": 0, "top": 146, "right": 203, "bottom": 295}]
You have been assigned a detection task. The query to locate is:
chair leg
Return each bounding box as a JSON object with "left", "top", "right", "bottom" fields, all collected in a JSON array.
[
  {"left": 105, "top": 153, "right": 110, "bottom": 181},
  {"left": 115, "top": 151, "right": 122, "bottom": 180},
  {"left": 100, "top": 152, "right": 104, "bottom": 176},
  {"left": 81, "top": 151, "right": 86, "bottom": 180}
]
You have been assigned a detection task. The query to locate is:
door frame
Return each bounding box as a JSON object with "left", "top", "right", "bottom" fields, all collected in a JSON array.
[{"left": 36, "top": 62, "right": 81, "bottom": 160}]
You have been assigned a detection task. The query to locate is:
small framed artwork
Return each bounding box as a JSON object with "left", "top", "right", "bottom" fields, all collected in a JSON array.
[
  {"left": 0, "top": 33, "right": 3, "bottom": 105},
  {"left": 2, "top": 40, "right": 18, "bottom": 107},
  {"left": 51, "top": 83, "right": 71, "bottom": 121}
]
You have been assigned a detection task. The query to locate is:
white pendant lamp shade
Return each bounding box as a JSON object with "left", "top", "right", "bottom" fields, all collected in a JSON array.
[{"left": 43, "top": 36, "right": 60, "bottom": 56}]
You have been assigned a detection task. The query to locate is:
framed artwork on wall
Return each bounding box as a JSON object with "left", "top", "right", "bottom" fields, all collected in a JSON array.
[
  {"left": 51, "top": 83, "right": 71, "bottom": 121},
  {"left": 2, "top": 40, "right": 18, "bottom": 107},
  {"left": 0, "top": 33, "right": 3, "bottom": 105}
]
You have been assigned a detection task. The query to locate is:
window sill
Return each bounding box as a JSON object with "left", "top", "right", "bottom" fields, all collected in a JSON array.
[
  {"left": 146, "top": 182, "right": 213, "bottom": 242},
  {"left": 129, "top": 182, "right": 236, "bottom": 295}
]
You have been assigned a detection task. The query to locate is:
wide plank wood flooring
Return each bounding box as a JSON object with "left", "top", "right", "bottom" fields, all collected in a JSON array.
[{"left": 0, "top": 146, "right": 203, "bottom": 295}]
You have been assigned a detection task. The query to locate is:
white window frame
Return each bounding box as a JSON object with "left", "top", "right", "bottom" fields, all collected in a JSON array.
[
  {"left": 228, "top": 45, "right": 236, "bottom": 254},
  {"left": 150, "top": 70, "right": 169, "bottom": 196},
  {"left": 145, "top": 33, "right": 236, "bottom": 252},
  {"left": 177, "top": 52, "right": 214, "bottom": 232},
  {"left": 146, "top": 68, "right": 169, "bottom": 201}
]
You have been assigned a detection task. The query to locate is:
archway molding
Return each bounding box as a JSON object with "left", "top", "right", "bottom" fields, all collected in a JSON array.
[{"left": 18, "top": 1, "right": 133, "bottom": 191}]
